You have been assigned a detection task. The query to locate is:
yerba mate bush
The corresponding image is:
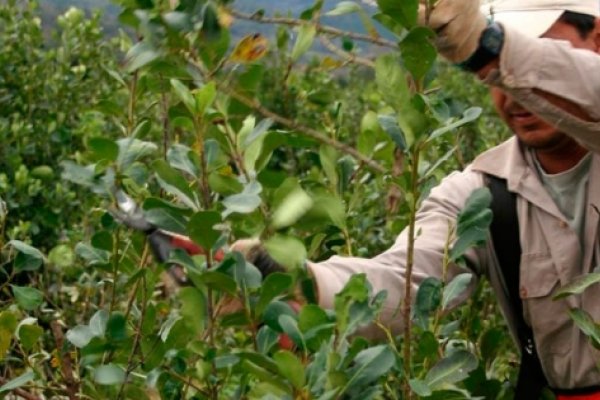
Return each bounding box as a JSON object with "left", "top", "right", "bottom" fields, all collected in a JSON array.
[{"left": 0, "top": 0, "right": 517, "bottom": 398}]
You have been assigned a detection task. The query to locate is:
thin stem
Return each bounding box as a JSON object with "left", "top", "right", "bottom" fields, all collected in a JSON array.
[
  {"left": 229, "top": 9, "right": 398, "bottom": 49},
  {"left": 402, "top": 147, "right": 421, "bottom": 400},
  {"left": 319, "top": 35, "right": 375, "bottom": 68}
]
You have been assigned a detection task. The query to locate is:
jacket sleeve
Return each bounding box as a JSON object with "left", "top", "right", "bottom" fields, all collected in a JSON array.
[
  {"left": 491, "top": 25, "right": 600, "bottom": 152},
  {"left": 307, "top": 168, "right": 486, "bottom": 339}
]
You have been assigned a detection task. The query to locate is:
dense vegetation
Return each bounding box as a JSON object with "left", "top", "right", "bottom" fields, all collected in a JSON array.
[{"left": 0, "top": 0, "right": 529, "bottom": 399}]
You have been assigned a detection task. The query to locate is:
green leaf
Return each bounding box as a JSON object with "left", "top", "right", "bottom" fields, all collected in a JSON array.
[
  {"left": 264, "top": 235, "right": 307, "bottom": 270},
  {"left": 271, "top": 187, "right": 314, "bottom": 229},
  {"left": 198, "top": 271, "right": 237, "bottom": 295},
  {"left": 554, "top": 273, "right": 600, "bottom": 300},
  {"left": 243, "top": 118, "right": 274, "bottom": 149},
  {"left": 569, "top": 308, "right": 600, "bottom": 347},
  {"left": 75, "top": 243, "right": 110, "bottom": 266},
  {"left": 425, "top": 350, "right": 478, "bottom": 390},
  {"left": 326, "top": 1, "right": 361, "bottom": 16},
  {"left": 298, "top": 304, "right": 329, "bottom": 332},
  {"left": 117, "top": 137, "right": 157, "bottom": 169},
  {"left": 291, "top": 24, "right": 316, "bottom": 61},
  {"left": 11, "top": 286, "right": 43, "bottom": 311},
  {"left": 414, "top": 277, "right": 442, "bottom": 327},
  {"left": 400, "top": 27, "right": 436, "bottom": 80},
  {"left": 451, "top": 187, "right": 493, "bottom": 261},
  {"left": 278, "top": 314, "right": 305, "bottom": 349},
  {"left": 153, "top": 159, "right": 199, "bottom": 210},
  {"left": 0, "top": 370, "right": 35, "bottom": 393},
  {"left": 319, "top": 145, "right": 339, "bottom": 187},
  {"left": 187, "top": 211, "right": 222, "bottom": 251},
  {"left": 274, "top": 350, "right": 306, "bottom": 389},
  {"left": 94, "top": 364, "right": 126, "bottom": 385},
  {"left": 195, "top": 81, "right": 217, "bottom": 115},
  {"left": 428, "top": 107, "right": 482, "bottom": 143},
  {"left": 17, "top": 324, "right": 43, "bottom": 350},
  {"left": 376, "top": 0, "right": 418, "bottom": 28},
  {"left": 107, "top": 313, "right": 128, "bottom": 341},
  {"left": 89, "top": 309, "right": 109, "bottom": 338},
  {"left": 409, "top": 378, "right": 432, "bottom": 397},
  {"left": 8, "top": 240, "right": 44, "bottom": 272},
  {"left": 257, "top": 273, "right": 294, "bottom": 316},
  {"left": 48, "top": 244, "right": 75, "bottom": 269},
  {"left": 89, "top": 137, "right": 119, "bottom": 162},
  {"left": 66, "top": 325, "right": 94, "bottom": 348},
  {"left": 125, "top": 41, "right": 161, "bottom": 72},
  {"left": 442, "top": 273, "right": 473, "bottom": 310},
  {"left": 378, "top": 115, "right": 406, "bottom": 151},
  {"left": 167, "top": 144, "right": 199, "bottom": 177},
  {"left": 343, "top": 345, "right": 396, "bottom": 393},
  {"left": 263, "top": 301, "right": 297, "bottom": 333},
  {"left": 222, "top": 181, "right": 263, "bottom": 217},
  {"left": 179, "top": 287, "right": 206, "bottom": 335},
  {"left": 171, "top": 79, "right": 196, "bottom": 114}
]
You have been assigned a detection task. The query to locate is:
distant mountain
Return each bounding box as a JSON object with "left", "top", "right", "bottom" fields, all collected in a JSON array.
[{"left": 40, "top": 0, "right": 391, "bottom": 54}]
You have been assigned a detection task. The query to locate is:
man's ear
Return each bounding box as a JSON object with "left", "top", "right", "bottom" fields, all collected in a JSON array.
[{"left": 593, "top": 17, "right": 600, "bottom": 52}]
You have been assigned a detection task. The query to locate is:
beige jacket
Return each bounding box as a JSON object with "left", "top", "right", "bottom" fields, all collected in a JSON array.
[{"left": 308, "top": 27, "right": 600, "bottom": 389}]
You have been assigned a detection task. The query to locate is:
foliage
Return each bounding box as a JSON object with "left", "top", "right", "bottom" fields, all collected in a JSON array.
[{"left": 0, "top": 0, "right": 519, "bottom": 399}]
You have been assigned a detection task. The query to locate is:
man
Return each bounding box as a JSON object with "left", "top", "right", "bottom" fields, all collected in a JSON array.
[{"left": 234, "top": 0, "right": 600, "bottom": 396}]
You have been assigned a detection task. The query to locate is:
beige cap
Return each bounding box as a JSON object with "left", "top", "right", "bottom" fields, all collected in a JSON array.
[{"left": 482, "top": 0, "right": 600, "bottom": 37}]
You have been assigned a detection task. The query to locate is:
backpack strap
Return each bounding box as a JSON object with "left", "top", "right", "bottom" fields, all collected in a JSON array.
[{"left": 486, "top": 175, "right": 548, "bottom": 399}]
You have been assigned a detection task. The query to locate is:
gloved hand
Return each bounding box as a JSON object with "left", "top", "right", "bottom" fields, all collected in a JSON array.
[
  {"left": 419, "top": 0, "right": 487, "bottom": 63},
  {"left": 230, "top": 239, "right": 286, "bottom": 277}
]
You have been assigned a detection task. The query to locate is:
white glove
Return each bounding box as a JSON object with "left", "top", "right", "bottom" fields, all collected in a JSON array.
[{"left": 419, "top": 0, "right": 487, "bottom": 63}]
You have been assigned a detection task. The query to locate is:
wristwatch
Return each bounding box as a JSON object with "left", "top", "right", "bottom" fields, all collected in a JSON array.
[{"left": 460, "top": 22, "right": 505, "bottom": 73}]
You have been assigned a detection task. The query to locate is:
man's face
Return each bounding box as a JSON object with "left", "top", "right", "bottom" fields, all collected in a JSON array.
[{"left": 490, "top": 18, "right": 600, "bottom": 150}]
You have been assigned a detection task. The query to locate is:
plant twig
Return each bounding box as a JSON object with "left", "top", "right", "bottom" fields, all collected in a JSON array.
[
  {"left": 0, "top": 377, "right": 43, "bottom": 400},
  {"left": 319, "top": 35, "right": 375, "bottom": 68},
  {"left": 50, "top": 321, "right": 79, "bottom": 400},
  {"left": 229, "top": 9, "right": 398, "bottom": 49}
]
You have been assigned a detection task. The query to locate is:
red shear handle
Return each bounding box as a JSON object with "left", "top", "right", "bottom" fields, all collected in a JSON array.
[{"left": 168, "top": 232, "right": 225, "bottom": 261}]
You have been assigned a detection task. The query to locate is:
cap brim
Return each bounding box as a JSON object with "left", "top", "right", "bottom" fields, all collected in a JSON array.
[{"left": 490, "top": 9, "right": 564, "bottom": 37}]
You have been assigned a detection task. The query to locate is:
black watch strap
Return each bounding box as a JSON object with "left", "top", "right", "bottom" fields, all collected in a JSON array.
[{"left": 460, "top": 22, "right": 504, "bottom": 73}]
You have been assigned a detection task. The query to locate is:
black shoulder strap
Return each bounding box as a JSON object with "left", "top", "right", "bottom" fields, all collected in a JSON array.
[{"left": 487, "top": 175, "right": 549, "bottom": 399}]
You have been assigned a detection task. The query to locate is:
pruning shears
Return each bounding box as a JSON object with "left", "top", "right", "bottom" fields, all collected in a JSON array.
[{"left": 110, "top": 190, "right": 224, "bottom": 284}]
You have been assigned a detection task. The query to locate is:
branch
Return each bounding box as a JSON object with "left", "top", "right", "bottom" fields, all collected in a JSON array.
[
  {"left": 319, "top": 36, "right": 375, "bottom": 68},
  {"left": 0, "top": 377, "right": 41, "bottom": 400},
  {"left": 50, "top": 321, "right": 79, "bottom": 400},
  {"left": 224, "top": 85, "right": 386, "bottom": 173},
  {"left": 229, "top": 9, "right": 398, "bottom": 49}
]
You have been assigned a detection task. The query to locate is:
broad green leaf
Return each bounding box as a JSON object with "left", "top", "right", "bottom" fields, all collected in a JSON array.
[
  {"left": 326, "top": 1, "right": 361, "bottom": 16},
  {"left": 274, "top": 350, "right": 306, "bottom": 389},
  {"left": 257, "top": 326, "right": 280, "bottom": 354},
  {"left": 400, "top": 27, "right": 436, "bottom": 81},
  {"left": 195, "top": 81, "right": 217, "bottom": 115},
  {"left": 116, "top": 137, "right": 157, "bottom": 169},
  {"left": 89, "top": 309, "right": 109, "bottom": 338},
  {"left": 167, "top": 144, "right": 199, "bottom": 177},
  {"left": 0, "top": 370, "right": 35, "bottom": 393},
  {"left": 343, "top": 345, "right": 396, "bottom": 393},
  {"left": 222, "top": 181, "right": 263, "bottom": 217},
  {"left": 425, "top": 350, "right": 478, "bottom": 390},
  {"left": 0, "top": 312, "right": 16, "bottom": 357},
  {"left": 263, "top": 301, "right": 297, "bottom": 333},
  {"left": 88, "top": 137, "right": 119, "bottom": 162},
  {"left": 75, "top": 243, "right": 110, "bottom": 266},
  {"left": 409, "top": 378, "right": 432, "bottom": 397},
  {"left": 291, "top": 24, "right": 316, "bottom": 61},
  {"left": 8, "top": 240, "right": 44, "bottom": 272},
  {"left": 171, "top": 79, "right": 196, "bottom": 114},
  {"left": 94, "top": 364, "right": 126, "bottom": 385},
  {"left": 569, "top": 308, "right": 600, "bottom": 348},
  {"left": 125, "top": 41, "right": 160, "bottom": 72},
  {"left": 153, "top": 159, "right": 199, "bottom": 210},
  {"left": 298, "top": 305, "right": 329, "bottom": 332},
  {"left": 17, "top": 324, "right": 43, "bottom": 350},
  {"left": 187, "top": 211, "right": 222, "bottom": 251},
  {"left": 264, "top": 235, "right": 307, "bottom": 270},
  {"left": 414, "top": 277, "right": 442, "bottom": 327},
  {"left": 66, "top": 325, "right": 94, "bottom": 348},
  {"left": 271, "top": 187, "right": 314, "bottom": 229},
  {"left": 48, "top": 244, "right": 75, "bottom": 269},
  {"left": 243, "top": 118, "right": 274, "bottom": 149},
  {"left": 376, "top": 0, "right": 418, "bottom": 28},
  {"left": 450, "top": 225, "right": 491, "bottom": 262},
  {"left": 278, "top": 314, "right": 305, "bottom": 349},
  {"left": 198, "top": 271, "right": 237, "bottom": 295},
  {"left": 428, "top": 107, "right": 483, "bottom": 143},
  {"left": 442, "top": 273, "right": 473, "bottom": 310},
  {"left": 319, "top": 145, "right": 339, "bottom": 187},
  {"left": 257, "top": 273, "right": 294, "bottom": 316},
  {"left": 179, "top": 287, "right": 205, "bottom": 335},
  {"left": 11, "top": 286, "right": 43, "bottom": 311},
  {"left": 451, "top": 187, "right": 493, "bottom": 261},
  {"left": 143, "top": 207, "right": 188, "bottom": 234},
  {"left": 480, "top": 328, "right": 504, "bottom": 363},
  {"left": 554, "top": 273, "right": 600, "bottom": 300},
  {"left": 378, "top": 115, "right": 406, "bottom": 151},
  {"left": 107, "top": 313, "right": 127, "bottom": 341}
]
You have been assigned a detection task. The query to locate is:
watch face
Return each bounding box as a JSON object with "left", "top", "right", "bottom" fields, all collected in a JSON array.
[{"left": 482, "top": 25, "right": 504, "bottom": 55}]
